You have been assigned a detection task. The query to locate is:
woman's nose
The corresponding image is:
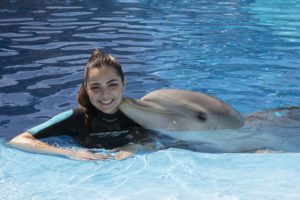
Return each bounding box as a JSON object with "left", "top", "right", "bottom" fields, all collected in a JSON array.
[{"left": 101, "top": 88, "right": 109, "bottom": 97}]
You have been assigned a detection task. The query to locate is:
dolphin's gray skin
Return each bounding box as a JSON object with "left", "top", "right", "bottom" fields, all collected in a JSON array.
[
  {"left": 120, "top": 89, "right": 244, "bottom": 131},
  {"left": 139, "top": 106, "right": 300, "bottom": 153}
]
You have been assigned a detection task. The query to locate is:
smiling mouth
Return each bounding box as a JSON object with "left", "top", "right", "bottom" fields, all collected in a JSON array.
[{"left": 99, "top": 99, "right": 114, "bottom": 106}]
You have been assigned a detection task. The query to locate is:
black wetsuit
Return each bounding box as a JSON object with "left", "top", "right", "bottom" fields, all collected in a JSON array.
[{"left": 27, "top": 107, "right": 149, "bottom": 149}]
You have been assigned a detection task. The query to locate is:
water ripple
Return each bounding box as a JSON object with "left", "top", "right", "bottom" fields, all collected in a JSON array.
[
  {"left": 51, "top": 11, "right": 93, "bottom": 17},
  {"left": 0, "top": 48, "right": 18, "bottom": 57},
  {"left": 0, "top": 18, "right": 34, "bottom": 22},
  {"left": 46, "top": 6, "right": 84, "bottom": 10},
  {"left": 0, "top": 33, "right": 32, "bottom": 37}
]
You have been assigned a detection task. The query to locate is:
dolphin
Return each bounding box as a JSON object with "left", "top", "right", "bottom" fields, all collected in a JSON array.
[
  {"left": 120, "top": 89, "right": 244, "bottom": 132},
  {"left": 120, "top": 91, "right": 300, "bottom": 152}
]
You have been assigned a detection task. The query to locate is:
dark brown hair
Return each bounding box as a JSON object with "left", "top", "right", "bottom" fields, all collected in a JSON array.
[{"left": 77, "top": 49, "right": 125, "bottom": 147}]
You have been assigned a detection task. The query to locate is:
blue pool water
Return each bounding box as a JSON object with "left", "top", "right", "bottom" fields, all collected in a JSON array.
[{"left": 1, "top": 0, "right": 300, "bottom": 199}]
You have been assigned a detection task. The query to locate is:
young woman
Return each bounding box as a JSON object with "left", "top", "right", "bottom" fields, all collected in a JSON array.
[
  {"left": 8, "top": 49, "right": 151, "bottom": 161},
  {"left": 8, "top": 49, "right": 244, "bottom": 161}
]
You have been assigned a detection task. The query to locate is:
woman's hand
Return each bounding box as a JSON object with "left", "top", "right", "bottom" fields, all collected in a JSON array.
[
  {"left": 115, "top": 150, "right": 134, "bottom": 160},
  {"left": 114, "top": 143, "right": 145, "bottom": 160}
]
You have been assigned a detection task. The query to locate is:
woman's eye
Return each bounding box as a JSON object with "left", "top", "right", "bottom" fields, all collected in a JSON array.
[
  {"left": 109, "top": 83, "right": 118, "bottom": 88},
  {"left": 91, "top": 86, "right": 100, "bottom": 90}
]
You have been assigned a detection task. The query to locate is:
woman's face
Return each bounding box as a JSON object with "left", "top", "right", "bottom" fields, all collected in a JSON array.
[{"left": 86, "top": 66, "right": 124, "bottom": 114}]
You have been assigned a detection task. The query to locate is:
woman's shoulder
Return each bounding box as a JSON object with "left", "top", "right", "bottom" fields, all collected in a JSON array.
[
  {"left": 51, "top": 108, "right": 86, "bottom": 121},
  {"left": 71, "top": 107, "right": 87, "bottom": 118}
]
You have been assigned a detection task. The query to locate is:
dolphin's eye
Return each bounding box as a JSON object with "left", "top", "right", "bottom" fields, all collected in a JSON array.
[{"left": 196, "top": 111, "right": 207, "bottom": 121}]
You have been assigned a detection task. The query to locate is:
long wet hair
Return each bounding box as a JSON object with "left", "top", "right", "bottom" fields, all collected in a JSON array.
[{"left": 77, "top": 49, "right": 125, "bottom": 146}]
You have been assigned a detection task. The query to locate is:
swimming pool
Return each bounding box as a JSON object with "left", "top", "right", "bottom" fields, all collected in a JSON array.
[{"left": 1, "top": 0, "right": 300, "bottom": 199}]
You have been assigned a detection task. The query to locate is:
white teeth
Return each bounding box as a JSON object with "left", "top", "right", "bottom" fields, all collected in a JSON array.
[{"left": 100, "top": 99, "right": 113, "bottom": 105}]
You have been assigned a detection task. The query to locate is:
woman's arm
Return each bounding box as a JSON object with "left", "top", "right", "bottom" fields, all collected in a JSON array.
[{"left": 7, "top": 132, "right": 110, "bottom": 161}]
